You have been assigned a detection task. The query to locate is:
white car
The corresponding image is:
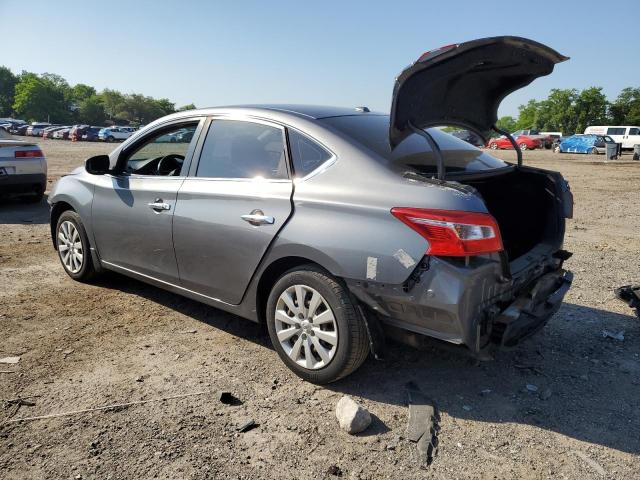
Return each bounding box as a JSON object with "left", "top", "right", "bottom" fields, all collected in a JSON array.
[
  {"left": 584, "top": 126, "right": 640, "bottom": 149},
  {"left": 0, "top": 132, "right": 47, "bottom": 201},
  {"left": 98, "top": 126, "right": 135, "bottom": 142}
]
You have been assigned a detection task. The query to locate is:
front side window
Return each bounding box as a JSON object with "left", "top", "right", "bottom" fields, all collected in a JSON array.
[
  {"left": 288, "top": 129, "right": 332, "bottom": 177},
  {"left": 123, "top": 122, "right": 198, "bottom": 176},
  {"left": 196, "top": 120, "right": 287, "bottom": 179}
]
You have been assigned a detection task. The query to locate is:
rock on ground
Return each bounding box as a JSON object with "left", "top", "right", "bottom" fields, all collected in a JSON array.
[{"left": 335, "top": 396, "right": 371, "bottom": 434}]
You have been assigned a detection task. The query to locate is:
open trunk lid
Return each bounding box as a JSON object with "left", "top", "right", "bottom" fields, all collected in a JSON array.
[{"left": 389, "top": 36, "right": 568, "bottom": 148}]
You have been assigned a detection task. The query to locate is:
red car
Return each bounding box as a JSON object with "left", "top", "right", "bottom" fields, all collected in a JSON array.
[{"left": 487, "top": 135, "right": 541, "bottom": 150}]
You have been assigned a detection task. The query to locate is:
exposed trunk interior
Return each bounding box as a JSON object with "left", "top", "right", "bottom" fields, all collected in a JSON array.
[{"left": 458, "top": 168, "right": 563, "bottom": 261}]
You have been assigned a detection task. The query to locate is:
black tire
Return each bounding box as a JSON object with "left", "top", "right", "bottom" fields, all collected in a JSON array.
[
  {"left": 55, "top": 210, "right": 97, "bottom": 282},
  {"left": 266, "top": 265, "right": 370, "bottom": 384},
  {"left": 106, "top": 136, "right": 115, "bottom": 143}
]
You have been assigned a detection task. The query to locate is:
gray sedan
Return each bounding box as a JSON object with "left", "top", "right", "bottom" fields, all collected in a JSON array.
[{"left": 49, "top": 37, "right": 573, "bottom": 383}]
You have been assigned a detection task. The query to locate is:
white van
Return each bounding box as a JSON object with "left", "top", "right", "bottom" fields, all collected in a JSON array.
[{"left": 584, "top": 126, "right": 640, "bottom": 149}]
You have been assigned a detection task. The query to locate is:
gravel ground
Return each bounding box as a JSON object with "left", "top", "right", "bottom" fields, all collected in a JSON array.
[{"left": 1, "top": 139, "right": 639, "bottom": 479}]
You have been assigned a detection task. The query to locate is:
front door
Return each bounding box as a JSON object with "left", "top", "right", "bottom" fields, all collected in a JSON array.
[
  {"left": 92, "top": 120, "right": 203, "bottom": 283},
  {"left": 173, "top": 118, "right": 293, "bottom": 304}
]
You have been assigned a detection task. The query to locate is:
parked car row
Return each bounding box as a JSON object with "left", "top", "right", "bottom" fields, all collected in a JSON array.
[{"left": 5, "top": 120, "right": 138, "bottom": 142}]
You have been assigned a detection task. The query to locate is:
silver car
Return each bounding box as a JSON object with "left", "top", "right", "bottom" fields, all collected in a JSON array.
[
  {"left": 49, "top": 37, "right": 574, "bottom": 383},
  {"left": 0, "top": 132, "right": 47, "bottom": 202}
]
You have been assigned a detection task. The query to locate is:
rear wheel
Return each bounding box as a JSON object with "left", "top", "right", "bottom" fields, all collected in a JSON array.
[
  {"left": 489, "top": 143, "right": 498, "bottom": 149},
  {"left": 55, "top": 210, "right": 97, "bottom": 282},
  {"left": 266, "top": 266, "right": 369, "bottom": 384},
  {"left": 589, "top": 147, "right": 599, "bottom": 155},
  {"left": 518, "top": 142, "right": 528, "bottom": 150},
  {"left": 106, "top": 136, "right": 115, "bottom": 142}
]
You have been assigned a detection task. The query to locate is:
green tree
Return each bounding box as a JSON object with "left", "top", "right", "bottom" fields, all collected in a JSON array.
[
  {"left": 574, "top": 87, "right": 608, "bottom": 133},
  {"left": 13, "top": 72, "right": 70, "bottom": 122},
  {"left": 177, "top": 103, "right": 196, "bottom": 111},
  {"left": 538, "top": 88, "right": 578, "bottom": 134},
  {"left": 78, "top": 95, "right": 106, "bottom": 125},
  {"left": 495, "top": 115, "right": 517, "bottom": 132},
  {"left": 515, "top": 99, "right": 540, "bottom": 130},
  {"left": 0, "top": 66, "right": 17, "bottom": 117},
  {"left": 154, "top": 98, "right": 175, "bottom": 115},
  {"left": 99, "top": 88, "right": 125, "bottom": 120},
  {"left": 609, "top": 87, "right": 640, "bottom": 125}
]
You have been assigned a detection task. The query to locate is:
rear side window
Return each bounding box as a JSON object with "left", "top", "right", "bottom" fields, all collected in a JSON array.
[
  {"left": 629, "top": 127, "right": 640, "bottom": 135},
  {"left": 607, "top": 127, "right": 626, "bottom": 135},
  {"left": 288, "top": 129, "right": 332, "bottom": 177},
  {"left": 322, "top": 115, "right": 507, "bottom": 176},
  {"left": 196, "top": 120, "right": 288, "bottom": 179}
]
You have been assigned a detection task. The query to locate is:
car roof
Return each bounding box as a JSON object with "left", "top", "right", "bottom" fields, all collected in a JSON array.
[{"left": 172, "top": 104, "right": 385, "bottom": 120}]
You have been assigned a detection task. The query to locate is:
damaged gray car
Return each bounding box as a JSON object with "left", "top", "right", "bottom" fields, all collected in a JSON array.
[{"left": 49, "top": 36, "right": 573, "bottom": 383}]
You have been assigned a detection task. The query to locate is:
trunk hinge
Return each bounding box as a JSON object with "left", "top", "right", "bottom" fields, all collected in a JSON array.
[
  {"left": 409, "top": 121, "right": 445, "bottom": 180},
  {"left": 492, "top": 125, "right": 523, "bottom": 167}
]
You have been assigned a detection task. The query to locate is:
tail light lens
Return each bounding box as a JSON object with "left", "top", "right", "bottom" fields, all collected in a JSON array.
[
  {"left": 15, "top": 149, "right": 44, "bottom": 158},
  {"left": 391, "top": 208, "right": 503, "bottom": 256}
]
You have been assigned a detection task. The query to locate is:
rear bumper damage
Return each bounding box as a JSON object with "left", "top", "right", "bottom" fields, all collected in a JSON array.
[{"left": 347, "top": 249, "right": 572, "bottom": 356}]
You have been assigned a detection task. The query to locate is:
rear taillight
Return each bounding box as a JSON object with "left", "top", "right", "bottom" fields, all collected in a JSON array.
[
  {"left": 15, "top": 149, "right": 43, "bottom": 158},
  {"left": 391, "top": 208, "right": 503, "bottom": 256}
]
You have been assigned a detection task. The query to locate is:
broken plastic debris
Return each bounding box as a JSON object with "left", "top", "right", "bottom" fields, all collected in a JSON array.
[
  {"left": 237, "top": 419, "right": 257, "bottom": 433},
  {"left": 0, "top": 356, "right": 21, "bottom": 364},
  {"left": 217, "top": 391, "right": 241, "bottom": 405},
  {"left": 602, "top": 330, "right": 624, "bottom": 341},
  {"left": 405, "top": 382, "right": 439, "bottom": 467},
  {"left": 526, "top": 384, "right": 539, "bottom": 392}
]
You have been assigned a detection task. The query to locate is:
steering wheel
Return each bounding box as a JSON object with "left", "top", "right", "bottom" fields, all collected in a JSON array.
[{"left": 156, "top": 154, "right": 184, "bottom": 176}]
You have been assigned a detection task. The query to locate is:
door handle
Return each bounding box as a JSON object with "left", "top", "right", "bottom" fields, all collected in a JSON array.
[
  {"left": 148, "top": 199, "right": 171, "bottom": 212},
  {"left": 241, "top": 209, "right": 275, "bottom": 226}
]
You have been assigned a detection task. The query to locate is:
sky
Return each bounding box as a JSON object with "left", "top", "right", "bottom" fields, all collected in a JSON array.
[{"left": 0, "top": 0, "right": 637, "bottom": 118}]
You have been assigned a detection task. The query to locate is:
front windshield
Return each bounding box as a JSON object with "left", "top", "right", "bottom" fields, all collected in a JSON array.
[{"left": 321, "top": 115, "right": 508, "bottom": 176}]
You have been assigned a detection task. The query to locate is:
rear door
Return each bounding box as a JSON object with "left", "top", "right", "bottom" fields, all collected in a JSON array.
[
  {"left": 173, "top": 117, "right": 293, "bottom": 304},
  {"left": 91, "top": 118, "right": 204, "bottom": 283}
]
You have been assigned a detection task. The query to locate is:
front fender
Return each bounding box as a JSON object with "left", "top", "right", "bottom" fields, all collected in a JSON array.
[{"left": 48, "top": 173, "right": 96, "bottom": 247}]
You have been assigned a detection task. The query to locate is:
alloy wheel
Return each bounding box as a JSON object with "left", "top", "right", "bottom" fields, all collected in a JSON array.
[
  {"left": 274, "top": 284, "right": 338, "bottom": 370},
  {"left": 57, "top": 220, "right": 84, "bottom": 274}
]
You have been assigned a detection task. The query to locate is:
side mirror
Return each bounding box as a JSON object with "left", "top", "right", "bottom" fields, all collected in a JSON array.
[{"left": 85, "top": 155, "right": 110, "bottom": 175}]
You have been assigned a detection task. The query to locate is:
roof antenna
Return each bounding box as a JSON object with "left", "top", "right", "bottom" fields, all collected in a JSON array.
[
  {"left": 408, "top": 121, "right": 445, "bottom": 181},
  {"left": 492, "top": 125, "right": 522, "bottom": 167}
]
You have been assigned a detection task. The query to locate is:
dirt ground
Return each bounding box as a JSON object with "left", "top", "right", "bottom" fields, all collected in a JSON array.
[{"left": 1, "top": 138, "right": 639, "bottom": 479}]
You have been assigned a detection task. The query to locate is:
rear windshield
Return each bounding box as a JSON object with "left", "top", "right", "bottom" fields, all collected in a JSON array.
[{"left": 321, "top": 115, "right": 507, "bottom": 176}]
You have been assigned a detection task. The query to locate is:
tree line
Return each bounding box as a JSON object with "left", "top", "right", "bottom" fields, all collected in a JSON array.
[
  {"left": 1, "top": 64, "right": 638, "bottom": 133},
  {"left": 0, "top": 66, "right": 196, "bottom": 126},
  {"left": 496, "top": 86, "right": 640, "bottom": 135}
]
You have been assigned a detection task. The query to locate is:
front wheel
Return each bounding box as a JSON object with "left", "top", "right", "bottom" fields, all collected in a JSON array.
[
  {"left": 55, "top": 210, "right": 97, "bottom": 282},
  {"left": 266, "top": 266, "right": 369, "bottom": 384},
  {"left": 518, "top": 142, "right": 528, "bottom": 150},
  {"left": 489, "top": 143, "right": 498, "bottom": 149},
  {"left": 589, "top": 147, "right": 599, "bottom": 155}
]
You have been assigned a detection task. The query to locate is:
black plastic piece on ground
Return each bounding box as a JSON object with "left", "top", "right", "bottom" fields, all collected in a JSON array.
[{"left": 615, "top": 285, "right": 640, "bottom": 318}]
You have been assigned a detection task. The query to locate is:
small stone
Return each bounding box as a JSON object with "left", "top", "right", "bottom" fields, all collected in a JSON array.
[
  {"left": 462, "top": 405, "right": 472, "bottom": 411},
  {"left": 335, "top": 396, "right": 371, "bottom": 434},
  {"left": 135, "top": 376, "right": 144, "bottom": 382},
  {"left": 327, "top": 465, "right": 343, "bottom": 476},
  {"left": 526, "top": 384, "right": 538, "bottom": 392},
  {"left": 540, "top": 389, "right": 552, "bottom": 400},
  {"left": 480, "top": 389, "right": 492, "bottom": 395}
]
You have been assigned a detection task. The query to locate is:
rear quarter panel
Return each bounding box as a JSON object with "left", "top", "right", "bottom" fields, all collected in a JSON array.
[{"left": 269, "top": 136, "right": 487, "bottom": 285}]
